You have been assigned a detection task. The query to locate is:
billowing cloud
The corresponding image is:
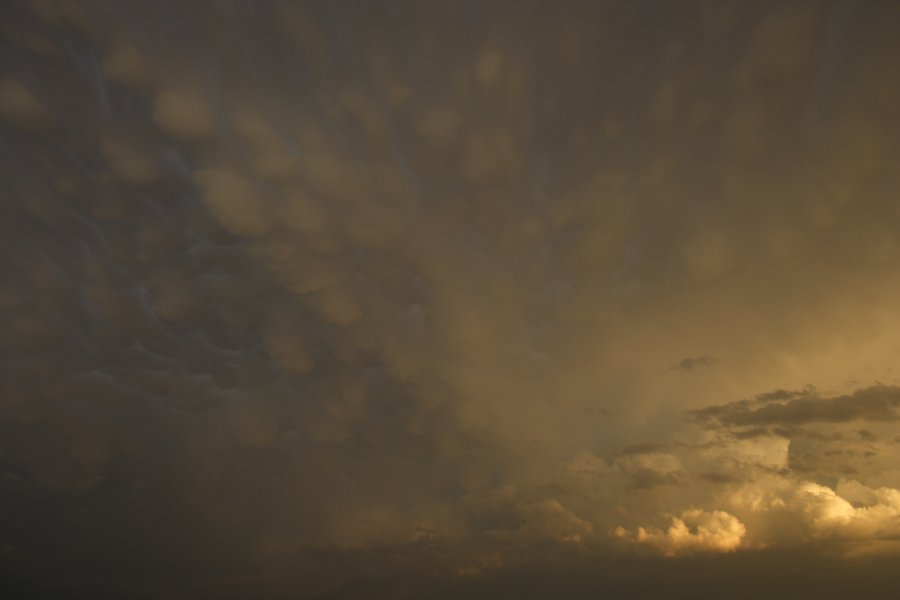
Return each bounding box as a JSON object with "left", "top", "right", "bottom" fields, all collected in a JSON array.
[{"left": 616, "top": 509, "right": 747, "bottom": 556}]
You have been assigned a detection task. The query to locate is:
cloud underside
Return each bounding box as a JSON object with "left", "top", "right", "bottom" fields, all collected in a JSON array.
[
  {"left": 2, "top": 0, "right": 900, "bottom": 597},
  {"left": 692, "top": 385, "right": 900, "bottom": 427}
]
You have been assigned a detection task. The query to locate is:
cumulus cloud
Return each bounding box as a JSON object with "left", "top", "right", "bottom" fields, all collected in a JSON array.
[
  {"left": 723, "top": 477, "right": 900, "bottom": 552},
  {"left": 605, "top": 381, "right": 900, "bottom": 557},
  {"left": 616, "top": 509, "right": 747, "bottom": 556}
]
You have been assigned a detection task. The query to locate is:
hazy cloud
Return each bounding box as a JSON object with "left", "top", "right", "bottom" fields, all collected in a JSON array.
[
  {"left": 674, "top": 354, "right": 718, "bottom": 372},
  {"left": 2, "top": 0, "right": 900, "bottom": 597}
]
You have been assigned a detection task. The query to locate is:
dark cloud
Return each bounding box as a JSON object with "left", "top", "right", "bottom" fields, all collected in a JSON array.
[
  {"left": 693, "top": 385, "right": 900, "bottom": 428},
  {"left": 2, "top": 0, "right": 900, "bottom": 597},
  {"left": 673, "top": 354, "right": 718, "bottom": 371},
  {"left": 858, "top": 429, "right": 877, "bottom": 441}
]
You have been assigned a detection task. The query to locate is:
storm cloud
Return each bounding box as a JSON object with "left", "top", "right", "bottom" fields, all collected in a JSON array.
[
  {"left": 2, "top": 0, "right": 900, "bottom": 598},
  {"left": 692, "top": 385, "right": 900, "bottom": 428}
]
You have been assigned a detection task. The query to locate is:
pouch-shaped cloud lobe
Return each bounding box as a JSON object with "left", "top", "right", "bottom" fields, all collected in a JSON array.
[{"left": 1, "top": 1, "right": 900, "bottom": 598}]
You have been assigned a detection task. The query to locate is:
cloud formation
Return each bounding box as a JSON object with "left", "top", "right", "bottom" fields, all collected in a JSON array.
[
  {"left": 674, "top": 354, "right": 719, "bottom": 372},
  {"left": 2, "top": 0, "right": 900, "bottom": 597},
  {"left": 616, "top": 509, "right": 747, "bottom": 556},
  {"left": 693, "top": 385, "right": 900, "bottom": 428}
]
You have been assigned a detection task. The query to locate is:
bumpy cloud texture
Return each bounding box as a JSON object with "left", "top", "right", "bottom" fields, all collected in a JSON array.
[
  {"left": 615, "top": 509, "right": 747, "bottom": 556},
  {"left": 2, "top": 0, "right": 900, "bottom": 598}
]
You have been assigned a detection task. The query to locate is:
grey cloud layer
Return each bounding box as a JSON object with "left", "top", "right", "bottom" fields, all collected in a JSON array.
[
  {"left": 693, "top": 385, "right": 900, "bottom": 427},
  {"left": 2, "top": 0, "right": 900, "bottom": 598}
]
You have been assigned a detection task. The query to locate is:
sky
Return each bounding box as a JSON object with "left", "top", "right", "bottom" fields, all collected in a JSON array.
[{"left": 1, "top": 0, "right": 900, "bottom": 598}]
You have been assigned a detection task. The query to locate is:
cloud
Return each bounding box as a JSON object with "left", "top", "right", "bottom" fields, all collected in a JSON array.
[
  {"left": 725, "top": 477, "right": 900, "bottom": 550},
  {"left": 615, "top": 451, "right": 684, "bottom": 489},
  {"left": 193, "top": 168, "right": 273, "bottom": 237},
  {"left": 2, "top": 0, "right": 900, "bottom": 597},
  {"left": 673, "top": 354, "right": 718, "bottom": 372},
  {"left": 616, "top": 509, "right": 747, "bottom": 556},
  {"left": 692, "top": 385, "right": 900, "bottom": 428},
  {"left": 101, "top": 137, "right": 161, "bottom": 186},
  {"left": 0, "top": 79, "right": 52, "bottom": 129},
  {"left": 153, "top": 88, "right": 216, "bottom": 141}
]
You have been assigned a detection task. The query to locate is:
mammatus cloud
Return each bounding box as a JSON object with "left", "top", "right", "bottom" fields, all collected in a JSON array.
[
  {"left": 2, "top": 0, "right": 900, "bottom": 597},
  {"left": 0, "top": 78, "right": 54, "bottom": 129}
]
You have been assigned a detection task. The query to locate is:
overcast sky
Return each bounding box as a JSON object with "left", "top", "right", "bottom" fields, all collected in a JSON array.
[{"left": 2, "top": 1, "right": 900, "bottom": 598}]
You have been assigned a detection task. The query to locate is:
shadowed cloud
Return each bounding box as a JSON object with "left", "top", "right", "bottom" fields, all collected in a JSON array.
[
  {"left": 692, "top": 385, "right": 900, "bottom": 428},
  {"left": 2, "top": 0, "right": 900, "bottom": 597}
]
